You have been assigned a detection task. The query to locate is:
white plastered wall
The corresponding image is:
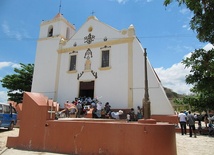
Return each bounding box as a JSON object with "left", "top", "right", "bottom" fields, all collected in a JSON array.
[
  {"left": 32, "top": 15, "right": 174, "bottom": 114},
  {"left": 132, "top": 38, "right": 174, "bottom": 115}
]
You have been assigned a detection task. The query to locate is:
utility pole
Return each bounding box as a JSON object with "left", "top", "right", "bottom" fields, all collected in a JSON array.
[{"left": 143, "top": 48, "right": 151, "bottom": 119}]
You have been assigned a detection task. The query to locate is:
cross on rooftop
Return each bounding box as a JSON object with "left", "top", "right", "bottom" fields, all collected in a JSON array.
[
  {"left": 91, "top": 11, "right": 95, "bottom": 15},
  {"left": 59, "top": 0, "right": 62, "bottom": 14}
]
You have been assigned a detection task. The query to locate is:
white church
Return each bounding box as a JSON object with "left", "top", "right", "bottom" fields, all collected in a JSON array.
[{"left": 31, "top": 13, "right": 174, "bottom": 115}]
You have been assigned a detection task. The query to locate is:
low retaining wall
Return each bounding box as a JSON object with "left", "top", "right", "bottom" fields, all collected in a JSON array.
[
  {"left": 7, "top": 92, "right": 177, "bottom": 155},
  {"left": 7, "top": 120, "right": 177, "bottom": 155},
  {"left": 151, "top": 115, "right": 179, "bottom": 124}
]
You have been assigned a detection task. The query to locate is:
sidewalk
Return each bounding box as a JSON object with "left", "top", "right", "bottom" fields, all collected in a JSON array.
[{"left": 1, "top": 147, "right": 66, "bottom": 155}]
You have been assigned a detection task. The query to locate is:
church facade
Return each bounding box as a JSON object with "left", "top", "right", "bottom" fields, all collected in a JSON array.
[{"left": 31, "top": 13, "right": 174, "bottom": 115}]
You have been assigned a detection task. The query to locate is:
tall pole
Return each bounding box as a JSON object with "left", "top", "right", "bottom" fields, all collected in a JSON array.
[{"left": 143, "top": 48, "right": 151, "bottom": 119}]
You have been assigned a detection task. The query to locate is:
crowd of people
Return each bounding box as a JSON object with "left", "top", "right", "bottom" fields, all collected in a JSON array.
[
  {"left": 178, "top": 110, "right": 214, "bottom": 137},
  {"left": 57, "top": 97, "right": 99, "bottom": 118},
  {"left": 56, "top": 96, "right": 144, "bottom": 121},
  {"left": 56, "top": 97, "right": 214, "bottom": 137}
]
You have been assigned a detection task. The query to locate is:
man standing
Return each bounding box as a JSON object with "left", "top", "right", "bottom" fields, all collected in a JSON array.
[
  {"left": 187, "top": 111, "right": 197, "bottom": 138},
  {"left": 95, "top": 100, "right": 102, "bottom": 118},
  {"left": 76, "top": 100, "right": 82, "bottom": 118},
  {"left": 178, "top": 111, "right": 187, "bottom": 135}
]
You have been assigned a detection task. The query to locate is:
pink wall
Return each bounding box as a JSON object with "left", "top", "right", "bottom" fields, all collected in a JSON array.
[
  {"left": 7, "top": 92, "right": 177, "bottom": 155},
  {"left": 151, "top": 115, "right": 179, "bottom": 124}
]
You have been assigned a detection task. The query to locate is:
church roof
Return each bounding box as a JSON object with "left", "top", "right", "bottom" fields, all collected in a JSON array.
[
  {"left": 87, "top": 16, "right": 98, "bottom": 21},
  {"left": 54, "top": 13, "right": 63, "bottom": 19}
]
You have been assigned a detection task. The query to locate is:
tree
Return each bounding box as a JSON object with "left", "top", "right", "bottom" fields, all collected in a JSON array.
[
  {"left": 183, "top": 48, "right": 214, "bottom": 94},
  {"left": 164, "top": 0, "right": 214, "bottom": 45},
  {"left": 164, "top": 0, "right": 214, "bottom": 110},
  {"left": 0, "top": 63, "right": 34, "bottom": 103},
  {"left": 182, "top": 48, "right": 214, "bottom": 110}
]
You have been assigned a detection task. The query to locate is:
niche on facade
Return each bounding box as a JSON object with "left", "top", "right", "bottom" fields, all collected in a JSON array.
[
  {"left": 84, "top": 48, "right": 92, "bottom": 71},
  {"left": 85, "top": 59, "right": 91, "bottom": 70}
]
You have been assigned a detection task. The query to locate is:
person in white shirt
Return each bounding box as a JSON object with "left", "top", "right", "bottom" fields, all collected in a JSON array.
[
  {"left": 178, "top": 111, "right": 187, "bottom": 135},
  {"left": 110, "top": 110, "right": 123, "bottom": 120}
]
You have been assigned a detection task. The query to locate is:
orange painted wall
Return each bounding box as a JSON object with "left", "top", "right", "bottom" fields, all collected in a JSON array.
[
  {"left": 151, "top": 115, "right": 179, "bottom": 124},
  {"left": 7, "top": 92, "right": 177, "bottom": 155}
]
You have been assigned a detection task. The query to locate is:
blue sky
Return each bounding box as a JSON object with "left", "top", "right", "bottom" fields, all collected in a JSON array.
[{"left": 0, "top": 0, "right": 209, "bottom": 102}]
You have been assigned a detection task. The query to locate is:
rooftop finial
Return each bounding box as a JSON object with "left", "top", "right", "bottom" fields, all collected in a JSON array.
[
  {"left": 59, "top": 0, "right": 62, "bottom": 14},
  {"left": 91, "top": 10, "right": 95, "bottom": 16}
]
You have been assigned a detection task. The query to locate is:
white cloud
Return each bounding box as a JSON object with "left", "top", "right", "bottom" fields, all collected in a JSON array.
[
  {"left": 179, "top": 8, "right": 189, "bottom": 15},
  {"left": 0, "top": 91, "right": 8, "bottom": 103},
  {"left": 203, "top": 43, "right": 214, "bottom": 51},
  {"left": 182, "top": 25, "right": 187, "bottom": 28},
  {"left": 155, "top": 63, "right": 192, "bottom": 95},
  {"left": 1, "top": 21, "right": 30, "bottom": 41},
  {"left": 0, "top": 62, "right": 11, "bottom": 69},
  {"left": 182, "top": 24, "right": 191, "bottom": 30},
  {"left": 0, "top": 62, "right": 20, "bottom": 70},
  {"left": 115, "top": 0, "right": 128, "bottom": 4},
  {"left": 114, "top": 0, "right": 152, "bottom": 4},
  {"left": 155, "top": 43, "right": 214, "bottom": 95}
]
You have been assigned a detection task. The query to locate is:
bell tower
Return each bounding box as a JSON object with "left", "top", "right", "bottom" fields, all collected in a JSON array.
[{"left": 31, "top": 13, "right": 75, "bottom": 100}]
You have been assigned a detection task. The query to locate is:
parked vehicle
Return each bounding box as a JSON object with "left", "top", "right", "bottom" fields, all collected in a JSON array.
[{"left": 0, "top": 103, "right": 17, "bottom": 130}]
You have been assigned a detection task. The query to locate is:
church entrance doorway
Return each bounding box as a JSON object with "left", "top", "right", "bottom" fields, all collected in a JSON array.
[{"left": 79, "top": 81, "right": 94, "bottom": 98}]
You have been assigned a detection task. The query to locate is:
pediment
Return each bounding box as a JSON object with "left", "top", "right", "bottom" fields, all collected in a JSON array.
[{"left": 62, "top": 16, "right": 131, "bottom": 49}]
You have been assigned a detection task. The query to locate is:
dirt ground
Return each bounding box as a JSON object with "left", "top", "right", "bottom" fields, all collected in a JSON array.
[{"left": 0, "top": 127, "right": 214, "bottom": 155}]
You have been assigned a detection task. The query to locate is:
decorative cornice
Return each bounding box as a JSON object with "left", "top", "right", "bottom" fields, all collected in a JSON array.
[
  {"left": 37, "top": 35, "right": 64, "bottom": 42},
  {"left": 58, "top": 37, "right": 134, "bottom": 53},
  {"left": 99, "top": 67, "right": 111, "bottom": 71},
  {"left": 41, "top": 17, "right": 75, "bottom": 30},
  {"left": 100, "top": 45, "right": 111, "bottom": 49}
]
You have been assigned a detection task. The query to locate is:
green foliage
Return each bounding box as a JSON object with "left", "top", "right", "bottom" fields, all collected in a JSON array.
[
  {"left": 181, "top": 94, "right": 214, "bottom": 112},
  {"left": 172, "top": 94, "right": 213, "bottom": 112},
  {"left": 173, "top": 98, "right": 184, "bottom": 105},
  {"left": 164, "top": 0, "right": 214, "bottom": 44},
  {"left": 164, "top": 0, "right": 214, "bottom": 110},
  {"left": 182, "top": 48, "right": 214, "bottom": 93},
  {"left": 182, "top": 48, "right": 214, "bottom": 110},
  {"left": 0, "top": 63, "right": 34, "bottom": 103}
]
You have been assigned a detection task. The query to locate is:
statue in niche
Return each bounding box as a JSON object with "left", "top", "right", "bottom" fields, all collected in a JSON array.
[{"left": 85, "top": 59, "right": 91, "bottom": 70}]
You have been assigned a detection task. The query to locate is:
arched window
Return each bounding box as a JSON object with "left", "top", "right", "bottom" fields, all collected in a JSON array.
[
  {"left": 66, "top": 27, "right": 70, "bottom": 39},
  {"left": 47, "top": 25, "right": 53, "bottom": 37}
]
